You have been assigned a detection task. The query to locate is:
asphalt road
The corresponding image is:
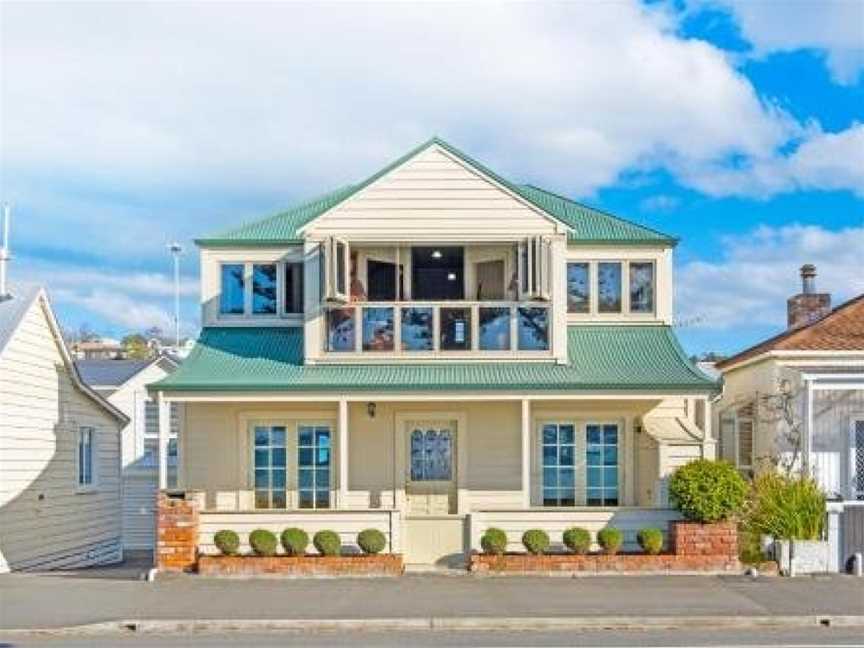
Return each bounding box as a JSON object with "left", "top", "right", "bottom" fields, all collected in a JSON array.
[{"left": 2, "top": 628, "right": 864, "bottom": 647}]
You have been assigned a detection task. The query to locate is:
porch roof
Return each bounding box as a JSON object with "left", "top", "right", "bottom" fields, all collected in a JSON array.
[{"left": 151, "top": 325, "right": 717, "bottom": 394}]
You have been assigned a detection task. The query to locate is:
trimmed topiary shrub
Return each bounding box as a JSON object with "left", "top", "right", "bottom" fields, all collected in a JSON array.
[
  {"left": 249, "top": 529, "right": 278, "bottom": 556},
  {"left": 637, "top": 528, "right": 664, "bottom": 555},
  {"left": 669, "top": 459, "right": 748, "bottom": 523},
  {"left": 213, "top": 529, "right": 240, "bottom": 556},
  {"left": 313, "top": 530, "right": 342, "bottom": 556},
  {"left": 563, "top": 527, "right": 592, "bottom": 554},
  {"left": 480, "top": 528, "right": 508, "bottom": 555},
  {"left": 357, "top": 528, "right": 387, "bottom": 555},
  {"left": 280, "top": 528, "right": 309, "bottom": 556},
  {"left": 597, "top": 527, "right": 623, "bottom": 555},
  {"left": 522, "top": 529, "right": 550, "bottom": 555}
]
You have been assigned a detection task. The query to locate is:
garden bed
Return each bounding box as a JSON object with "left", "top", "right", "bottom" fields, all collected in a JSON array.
[
  {"left": 198, "top": 553, "right": 404, "bottom": 577},
  {"left": 468, "top": 552, "right": 741, "bottom": 575}
]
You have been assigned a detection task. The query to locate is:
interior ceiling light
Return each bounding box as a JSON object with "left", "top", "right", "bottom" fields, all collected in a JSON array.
[
  {"left": 447, "top": 272, "right": 457, "bottom": 281},
  {"left": 431, "top": 250, "right": 443, "bottom": 259}
]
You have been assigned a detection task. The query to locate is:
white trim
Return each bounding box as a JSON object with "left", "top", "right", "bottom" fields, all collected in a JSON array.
[
  {"left": 157, "top": 391, "right": 712, "bottom": 403},
  {"left": 720, "top": 350, "right": 864, "bottom": 374},
  {"left": 521, "top": 399, "right": 531, "bottom": 509},
  {"left": 338, "top": 399, "right": 348, "bottom": 508}
]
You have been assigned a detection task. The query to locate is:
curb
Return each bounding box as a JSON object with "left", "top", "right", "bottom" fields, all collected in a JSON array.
[{"left": 3, "top": 615, "right": 864, "bottom": 637}]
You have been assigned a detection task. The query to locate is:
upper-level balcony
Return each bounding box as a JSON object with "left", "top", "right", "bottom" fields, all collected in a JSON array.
[{"left": 317, "top": 239, "right": 562, "bottom": 362}]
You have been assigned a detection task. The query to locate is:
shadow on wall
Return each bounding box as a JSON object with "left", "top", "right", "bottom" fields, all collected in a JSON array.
[{"left": 0, "top": 366, "right": 122, "bottom": 571}]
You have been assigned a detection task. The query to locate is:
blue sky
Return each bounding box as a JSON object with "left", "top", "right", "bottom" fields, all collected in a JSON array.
[{"left": 1, "top": 0, "right": 862, "bottom": 355}]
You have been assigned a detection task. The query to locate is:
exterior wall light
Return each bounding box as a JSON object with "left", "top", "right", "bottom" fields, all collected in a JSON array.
[{"left": 367, "top": 402, "right": 377, "bottom": 418}]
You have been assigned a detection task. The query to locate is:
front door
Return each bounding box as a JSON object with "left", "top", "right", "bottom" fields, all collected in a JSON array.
[{"left": 405, "top": 421, "right": 456, "bottom": 515}]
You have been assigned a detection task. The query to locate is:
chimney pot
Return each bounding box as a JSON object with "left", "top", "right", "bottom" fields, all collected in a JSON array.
[{"left": 788, "top": 264, "right": 830, "bottom": 329}]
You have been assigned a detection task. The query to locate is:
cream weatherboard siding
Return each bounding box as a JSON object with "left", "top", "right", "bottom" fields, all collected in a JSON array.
[
  {"left": 179, "top": 397, "right": 706, "bottom": 514},
  {"left": 303, "top": 145, "right": 562, "bottom": 241},
  {"left": 0, "top": 297, "right": 123, "bottom": 572}
]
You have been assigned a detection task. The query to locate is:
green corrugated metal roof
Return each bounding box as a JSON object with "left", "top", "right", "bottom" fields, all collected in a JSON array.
[
  {"left": 152, "top": 325, "right": 716, "bottom": 393},
  {"left": 196, "top": 137, "right": 676, "bottom": 247}
]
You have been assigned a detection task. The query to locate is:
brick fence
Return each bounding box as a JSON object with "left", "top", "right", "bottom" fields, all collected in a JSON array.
[
  {"left": 669, "top": 521, "right": 738, "bottom": 558},
  {"left": 156, "top": 492, "right": 199, "bottom": 572},
  {"left": 470, "top": 521, "right": 741, "bottom": 574},
  {"left": 198, "top": 554, "right": 404, "bottom": 577}
]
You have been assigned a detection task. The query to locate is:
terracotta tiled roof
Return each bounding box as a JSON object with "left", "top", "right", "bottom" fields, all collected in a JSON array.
[{"left": 717, "top": 293, "right": 864, "bottom": 370}]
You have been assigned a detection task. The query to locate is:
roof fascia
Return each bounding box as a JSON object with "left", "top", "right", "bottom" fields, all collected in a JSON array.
[{"left": 38, "top": 291, "right": 130, "bottom": 425}]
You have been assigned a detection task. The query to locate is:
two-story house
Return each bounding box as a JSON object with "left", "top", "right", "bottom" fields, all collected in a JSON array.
[{"left": 150, "top": 138, "right": 717, "bottom": 568}]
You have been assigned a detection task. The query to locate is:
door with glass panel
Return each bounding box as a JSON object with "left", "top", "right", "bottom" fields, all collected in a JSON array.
[{"left": 406, "top": 421, "right": 456, "bottom": 515}]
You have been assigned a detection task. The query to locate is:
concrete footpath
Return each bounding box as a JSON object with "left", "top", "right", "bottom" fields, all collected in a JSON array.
[{"left": 1, "top": 570, "right": 863, "bottom": 634}]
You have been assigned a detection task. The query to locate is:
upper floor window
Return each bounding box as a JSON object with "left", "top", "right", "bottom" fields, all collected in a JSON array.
[
  {"left": 218, "top": 260, "right": 304, "bottom": 318},
  {"left": 252, "top": 264, "right": 278, "bottom": 314},
  {"left": 597, "top": 262, "right": 622, "bottom": 313},
  {"left": 284, "top": 262, "right": 304, "bottom": 314},
  {"left": 220, "top": 264, "right": 245, "bottom": 315},
  {"left": 567, "top": 263, "right": 590, "bottom": 313},
  {"left": 629, "top": 262, "right": 654, "bottom": 314}
]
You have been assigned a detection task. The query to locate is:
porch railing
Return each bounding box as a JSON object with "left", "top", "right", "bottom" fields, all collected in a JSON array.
[{"left": 325, "top": 300, "right": 552, "bottom": 356}]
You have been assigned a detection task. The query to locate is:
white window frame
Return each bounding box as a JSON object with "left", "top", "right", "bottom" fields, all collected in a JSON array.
[
  {"left": 324, "top": 237, "right": 350, "bottom": 303},
  {"left": 849, "top": 416, "right": 864, "bottom": 501},
  {"left": 75, "top": 426, "right": 96, "bottom": 491},
  {"left": 296, "top": 422, "right": 333, "bottom": 510},
  {"left": 518, "top": 236, "right": 552, "bottom": 301},
  {"left": 249, "top": 422, "right": 289, "bottom": 510},
  {"left": 627, "top": 260, "right": 656, "bottom": 315},
  {"left": 597, "top": 261, "right": 624, "bottom": 314},
  {"left": 250, "top": 262, "right": 279, "bottom": 316},
  {"left": 218, "top": 262, "right": 247, "bottom": 317},
  {"left": 218, "top": 259, "right": 305, "bottom": 320}
]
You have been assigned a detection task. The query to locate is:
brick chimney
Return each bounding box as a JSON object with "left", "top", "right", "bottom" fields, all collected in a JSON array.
[{"left": 787, "top": 264, "right": 831, "bottom": 329}]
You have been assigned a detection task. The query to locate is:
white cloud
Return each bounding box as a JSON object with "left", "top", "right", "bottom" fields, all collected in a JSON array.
[
  {"left": 678, "top": 123, "right": 864, "bottom": 197},
  {"left": 676, "top": 224, "right": 864, "bottom": 329},
  {"left": 640, "top": 194, "right": 682, "bottom": 211},
  {"left": 51, "top": 288, "right": 177, "bottom": 333},
  {"left": 705, "top": 0, "right": 864, "bottom": 85},
  {"left": 2, "top": 0, "right": 847, "bottom": 205}
]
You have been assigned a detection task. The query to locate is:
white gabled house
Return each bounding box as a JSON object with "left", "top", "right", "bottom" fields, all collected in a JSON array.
[
  {"left": 0, "top": 284, "right": 128, "bottom": 572},
  {"left": 150, "top": 138, "right": 718, "bottom": 567},
  {"left": 75, "top": 355, "right": 181, "bottom": 552}
]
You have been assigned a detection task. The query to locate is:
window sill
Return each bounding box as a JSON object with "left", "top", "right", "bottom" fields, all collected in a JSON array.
[{"left": 75, "top": 484, "right": 99, "bottom": 494}]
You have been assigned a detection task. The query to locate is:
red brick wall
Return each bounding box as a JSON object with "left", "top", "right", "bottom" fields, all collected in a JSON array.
[
  {"left": 669, "top": 521, "right": 738, "bottom": 558},
  {"left": 197, "top": 554, "right": 403, "bottom": 577},
  {"left": 469, "top": 553, "right": 740, "bottom": 573},
  {"left": 156, "top": 492, "right": 199, "bottom": 572}
]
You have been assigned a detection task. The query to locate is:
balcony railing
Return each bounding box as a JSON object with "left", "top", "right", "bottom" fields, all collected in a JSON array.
[{"left": 325, "top": 301, "right": 551, "bottom": 356}]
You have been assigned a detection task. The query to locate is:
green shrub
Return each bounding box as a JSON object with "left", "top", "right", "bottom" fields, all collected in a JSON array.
[
  {"left": 249, "top": 529, "right": 278, "bottom": 556},
  {"left": 313, "top": 530, "right": 342, "bottom": 556},
  {"left": 637, "top": 528, "right": 664, "bottom": 555},
  {"left": 562, "top": 527, "right": 592, "bottom": 554},
  {"left": 597, "top": 527, "right": 623, "bottom": 554},
  {"left": 480, "top": 528, "right": 507, "bottom": 555},
  {"left": 213, "top": 529, "right": 240, "bottom": 556},
  {"left": 522, "top": 529, "right": 550, "bottom": 555},
  {"left": 357, "top": 528, "right": 387, "bottom": 555},
  {"left": 280, "top": 528, "right": 309, "bottom": 556},
  {"left": 669, "top": 459, "right": 748, "bottom": 523},
  {"left": 745, "top": 473, "right": 825, "bottom": 541}
]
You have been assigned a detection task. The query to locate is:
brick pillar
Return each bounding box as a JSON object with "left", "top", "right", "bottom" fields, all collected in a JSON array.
[
  {"left": 670, "top": 521, "right": 738, "bottom": 558},
  {"left": 156, "top": 492, "right": 199, "bottom": 572}
]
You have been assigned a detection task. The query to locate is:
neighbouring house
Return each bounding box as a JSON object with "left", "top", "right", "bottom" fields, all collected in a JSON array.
[
  {"left": 71, "top": 338, "right": 125, "bottom": 360},
  {"left": 0, "top": 284, "right": 129, "bottom": 572},
  {"left": 149, "top": 138, "right": 718, "bottom": 569},
  {"left": 715, "top": 265, "right": 864, "bottom": 572},
  {"left": 76, "top": 355, "right": 181, "bottom": 553}
]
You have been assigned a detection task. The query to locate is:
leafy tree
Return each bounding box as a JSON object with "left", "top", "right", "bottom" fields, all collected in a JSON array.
[{"left": 122, "top": 334, "right": 150, "bottom": 359}]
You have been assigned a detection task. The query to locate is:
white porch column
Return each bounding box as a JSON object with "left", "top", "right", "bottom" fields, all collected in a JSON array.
[
  {"left": 521, "top": 399, "right": 531, "bottom": 508},
  {"left": 338, "top": 399, "right": 348, "bottom": 508},
  {"left": 804, "top": 378, "right": 814, "bottom": 475},
  {"left": 156, "top": 391, "right": 169, "bottom": 490}
]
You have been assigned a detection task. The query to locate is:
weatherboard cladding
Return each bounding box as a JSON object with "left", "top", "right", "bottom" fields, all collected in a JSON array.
[
  {"left": 196, "top": 138, "right": 676, "bottom": 247},
  {"left": 153, "top": 325, "right": 716, "bottom": 393}
]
